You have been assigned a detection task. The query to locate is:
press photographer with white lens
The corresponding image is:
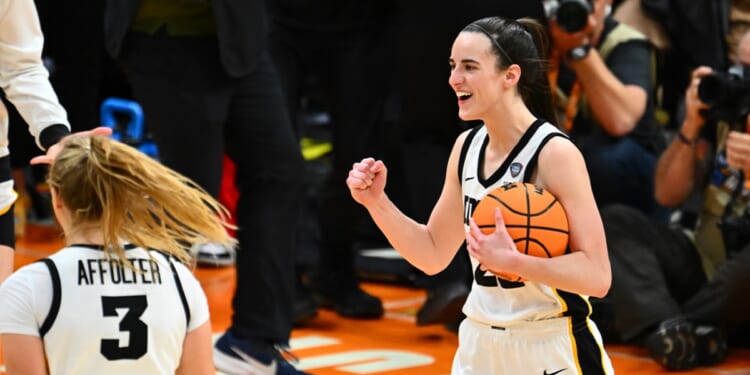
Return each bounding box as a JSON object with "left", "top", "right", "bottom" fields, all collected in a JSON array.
[{"left": 546, "top": 0, "right": 667, "bottom": 222}]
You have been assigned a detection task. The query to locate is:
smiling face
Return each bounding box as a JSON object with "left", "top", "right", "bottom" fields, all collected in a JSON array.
[{"left": 448, "top": 31, "right": 507, "bottom": 121}]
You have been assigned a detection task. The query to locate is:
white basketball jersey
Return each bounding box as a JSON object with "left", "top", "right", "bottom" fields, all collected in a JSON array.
[
  {"left": 0, "top": 244, "right": 209, "bottom": 375},
  {"left": 459, "top": 120, "right": 593, "bottom": 327}
]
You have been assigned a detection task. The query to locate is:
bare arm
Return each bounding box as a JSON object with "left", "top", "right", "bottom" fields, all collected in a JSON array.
[
  {"left": 2, "top": 333, "right": 48, "bottom": 375},
  {"left": 347, "top": 133, "right": 469, "bottom": 275},
  {"left": 175, "top": 321, "right": 213, "bottom": 375},
  {"left": 466, "top": 137, "right": 611, "bottom": 297},
  {"left": 654, "top": 66, "right": 711, "bottom": 206},
  {"left": 0, "top": 245, "right": 11, "bottom": 284},
  {"left": 570, "top": 49, "right": 647, "bottom": 137}
]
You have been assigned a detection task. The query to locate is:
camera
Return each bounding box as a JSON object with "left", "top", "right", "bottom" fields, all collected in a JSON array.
[
  {"left": 543, "top": 0, "right": 594, "bottom": 33},
  {"left": 697, "top": 65, "right": 750, "bottom": 124}
]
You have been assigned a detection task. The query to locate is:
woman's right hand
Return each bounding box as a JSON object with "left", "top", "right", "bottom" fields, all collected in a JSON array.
[{"left": 346, "top": 157, "right": 387, "bottom": 207}]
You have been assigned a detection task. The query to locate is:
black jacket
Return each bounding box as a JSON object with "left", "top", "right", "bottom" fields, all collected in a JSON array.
[{"left": 103, "top": 0, "right": 267, "bottom": 77}]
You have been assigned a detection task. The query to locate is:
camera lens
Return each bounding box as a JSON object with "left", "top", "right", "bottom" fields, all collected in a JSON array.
[
  {"left": 698, "top": 74, "right": 730, "bottom": 107},
  {"left": 557, "top": 0, "right": 591, "bottom": 33}
]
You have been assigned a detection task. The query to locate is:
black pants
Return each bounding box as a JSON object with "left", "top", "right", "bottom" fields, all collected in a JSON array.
[
  {"left": 119, "top": 32, "right": 304, "bottom": 345},
  {"left": 601, "top": 204, "right": 750, "bottom": 346},
  {"left": 268, "top": 24, "right": 395, "bottom": 286}
]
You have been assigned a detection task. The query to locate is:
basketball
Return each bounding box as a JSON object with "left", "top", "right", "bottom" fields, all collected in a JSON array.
[{"left": 471, "top": 182, "right": 569, "bottom": 282}]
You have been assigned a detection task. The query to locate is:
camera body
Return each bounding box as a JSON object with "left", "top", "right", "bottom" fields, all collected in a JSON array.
[
  {"left": 543, "top": 0, "right": 594, "bottom": 33},
  {"left": 697, "top": 65, "right": 750, "bottom": 124}
]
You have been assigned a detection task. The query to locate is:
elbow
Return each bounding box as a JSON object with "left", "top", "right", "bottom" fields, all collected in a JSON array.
[
  {"left": 589, "top": 270, "right": 612, "bottom": 298},
  {"left": 605, "top": 117, "right": 637, "bottom": 138}
]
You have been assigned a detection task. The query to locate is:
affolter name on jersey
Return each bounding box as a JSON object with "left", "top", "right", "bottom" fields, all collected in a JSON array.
[{"left": 77, "top": 258, "right": 163, "bottom": 286}]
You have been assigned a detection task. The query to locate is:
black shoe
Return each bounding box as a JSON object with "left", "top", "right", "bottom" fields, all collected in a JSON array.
[
  {"left": 646, "top": 317, "right": 697, "bottom": 371},
  {"left": 293, "top": 286, "right": 319, "bottom": 326},
  {"left": 694, "top": 325, "right": 728, "bottom": 366},
  {"left": 315, "top": 285, "right": 384, "bottom": 319},
  {"left": 417, "top": 281, "right": 469, "bottom": 326}
]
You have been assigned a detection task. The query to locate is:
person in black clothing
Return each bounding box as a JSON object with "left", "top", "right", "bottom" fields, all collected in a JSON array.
[
  {"left": 266, "top": 0, "right": 397, "bottom": 321},
  {"left": 102, "top": 1, "right": 308, "bottom": 373}
]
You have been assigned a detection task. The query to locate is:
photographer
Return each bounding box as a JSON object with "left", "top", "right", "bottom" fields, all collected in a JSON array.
[
  {"left": 547, "top": 0, "right": 666, "bottom": 219},
  {"left": 598, "top": 31, "right": 750, "bottom": 371}
]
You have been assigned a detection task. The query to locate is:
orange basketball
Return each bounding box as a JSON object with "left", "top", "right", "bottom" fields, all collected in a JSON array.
[{"left": 471, "top": 182, "right": 569, "bottom": 282}]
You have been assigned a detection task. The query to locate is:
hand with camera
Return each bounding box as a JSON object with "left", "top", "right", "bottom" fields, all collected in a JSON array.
[
  {"left": 681, "top": 66, "right": 713, "bottom": 140},
  {"left": 545, "top": 0, "right": 595, "bottom": 61},
  {"left": 548, "top": 14, "right": 594, "bottom": 61}
]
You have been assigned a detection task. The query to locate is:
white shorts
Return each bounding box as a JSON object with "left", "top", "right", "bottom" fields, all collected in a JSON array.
[{"left": 451, "top": 317, "right": 615, "bottom": 375}]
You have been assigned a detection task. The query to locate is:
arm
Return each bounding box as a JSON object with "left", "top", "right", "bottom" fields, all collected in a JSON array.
[
  {"left": 568, "top": 48, "right": 648, "bottom": 136},
  {"left": 654, "top": 66, "right": 711, "bottom": 206},
  {"left": 0, "top": 0, "right": 70, "bottom": 150},
  {"left": 2, "top": 333, "right": 47, "bottom": 375},
  {"left": 466, "top": 137, "right": 611, "bottom": 297},
  {"left": 0, "top": 244, "right": 11, "bottom": 284},
  {"left": 347, "top": 133, "right": 468, "bottom": 275},
  {"left": 549, "top": 18, "right": 649, "bottom": 136},
  {"left": 175, "top": 321, "right": 213, "bottom": 375}
]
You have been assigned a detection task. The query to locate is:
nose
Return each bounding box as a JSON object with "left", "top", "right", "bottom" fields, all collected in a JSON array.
[{"left": 448, "top": 69, "right": 462, "bottom": 88}]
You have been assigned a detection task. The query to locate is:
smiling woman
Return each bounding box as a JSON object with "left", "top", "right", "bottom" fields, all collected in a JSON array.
[{"left": 345, "top": 16, "right": 615, "bottom": 374}]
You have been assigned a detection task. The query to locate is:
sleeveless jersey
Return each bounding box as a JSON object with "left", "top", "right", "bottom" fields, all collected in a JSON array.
[
  {"left": 459, "top": 120, "right": 593, "bottom": 327},
  {"left": 0, "top": 244, "right": 209, "bottom": 375}
]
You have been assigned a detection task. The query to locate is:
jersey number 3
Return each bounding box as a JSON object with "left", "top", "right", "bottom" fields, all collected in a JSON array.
[{"left": 101, "top": 295, "right": 148, "bottom": 360}]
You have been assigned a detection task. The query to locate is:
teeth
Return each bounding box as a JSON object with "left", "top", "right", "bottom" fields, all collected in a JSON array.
[{"left": 456, "top": 91, "right": 472, "bottom": 98}]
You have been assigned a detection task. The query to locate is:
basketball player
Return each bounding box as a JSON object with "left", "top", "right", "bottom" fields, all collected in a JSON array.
[
  {"left": 347, "top": 17, "right": 614, "bottom": 374},
  {"left": 0, "top": 135, "right": 234, "bottom": 374}
]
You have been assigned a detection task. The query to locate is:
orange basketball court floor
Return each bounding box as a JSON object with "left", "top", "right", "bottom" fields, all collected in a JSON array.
[{"left": 1, "top": 226, "right": 749, "bottom": 375}]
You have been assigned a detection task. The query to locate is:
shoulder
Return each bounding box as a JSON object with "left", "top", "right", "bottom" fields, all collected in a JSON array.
[{"left": 536, "top": 136, "right": 587, "bottom": 183}]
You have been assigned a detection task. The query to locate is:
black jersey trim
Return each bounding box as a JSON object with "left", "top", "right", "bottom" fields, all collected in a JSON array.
[
  {"left": 458, "top": 124, "right": 484, "bottom": 186},
  {"left": 479, "top": 119, "right": 545, "bottom": 188},
  {"left": 523, "top": 130, "right": 569, "bottom": 183},
  {"left": 38, "top": 259, "right": 62, "bottom": 338},
  {"left": 68, "top": 244, "right": 138, "bottom": 251},
  {"left": 160, "top": 253, "right": 191, "bottom": 329}
]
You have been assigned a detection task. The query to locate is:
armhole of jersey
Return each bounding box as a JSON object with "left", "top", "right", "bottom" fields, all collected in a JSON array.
[
  {"left": 38, "top": 259, "right": 61, "bottom": 338},
  {"left": 156, "top": 252, "right": 191, "bottom": 329},
  {"left": 458, "top": 125, "right": 483, "bottom": 186},
  {"left": 523, "top": 132, "right": 568, "bottom": 183}
]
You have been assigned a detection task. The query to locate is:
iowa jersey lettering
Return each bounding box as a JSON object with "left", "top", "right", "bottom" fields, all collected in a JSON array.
[
  {"left": 464, "top": 195, "right": 480, "bottom": 225},
  {"left": 78, "top": 258, "right": 163, "bottom": 285}
]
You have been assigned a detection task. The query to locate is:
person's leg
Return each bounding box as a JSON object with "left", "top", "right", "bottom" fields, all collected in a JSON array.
[
  {"left": 580, "top": 135, "right": 667, "bottom": 221},
  {"left": 310, "top": 27, "right": 393, "bottom": 319},
  {"left": 119, "top": 34, "right": 228, "bottom": 196},
  {"left": 683, "top": 243, "right": 750, "bottom": 347},
  {"left": 602, "top": 204, "right": 708, "bottom": 370},
  {"left": 601, "top": 204, "right": 706, "bottom": 342},
  {"left": 224, "top": 51, "right": 305, "bottom": 343},
  {"left": 267, "top": 23, "right": 322, "bottom": 325}
]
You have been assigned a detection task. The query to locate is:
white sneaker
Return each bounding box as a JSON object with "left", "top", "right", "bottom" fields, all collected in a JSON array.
[{"left": 192, "top": 242, "right": 236, "bottom": 267}]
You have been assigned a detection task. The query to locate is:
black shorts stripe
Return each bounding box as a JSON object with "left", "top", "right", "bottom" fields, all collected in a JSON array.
[
  {"left": 558, "top": 289, "right": 609, "bottom": 374},
  {"left": 39, "top": 258, "right": 62, "bottom": 338}
]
